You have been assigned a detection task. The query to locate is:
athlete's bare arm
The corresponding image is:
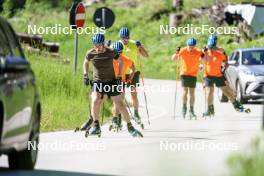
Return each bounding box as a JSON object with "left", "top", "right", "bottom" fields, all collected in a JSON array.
[
  {"left": 128, "top": 64, "right": 136, "bottom": 82},
  {"left": 138, "top": 46, "right": 149, "bottom": 58},
  {"left": 171, "top": 53, "right": 178, "bottom": 61},
  {"left": 83, "top": 58, "right": 89, "bottom": 75}
]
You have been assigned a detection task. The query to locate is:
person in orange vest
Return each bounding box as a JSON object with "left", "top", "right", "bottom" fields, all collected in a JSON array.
[
  {"left": 110, "top": 41, "right": 136, "bottom": 132},
  {"left": 202, "top": 38, "right": 249, "bottom": 117},
  {"left": 171, "top": 38, "right": 204, "bottom": 119}
]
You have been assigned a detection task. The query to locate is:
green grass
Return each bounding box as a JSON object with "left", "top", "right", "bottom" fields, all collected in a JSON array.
[
  {"left": 4, "top": 0, "right": 264, "bottom": 131},
  {"left": 26, "top": 52, "right": 112, "bottom": 132}
]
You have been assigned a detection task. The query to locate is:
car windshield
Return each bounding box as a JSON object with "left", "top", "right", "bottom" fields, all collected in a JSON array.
[{"left": 242, "top": 50, "right": 264, "bottom": 65}]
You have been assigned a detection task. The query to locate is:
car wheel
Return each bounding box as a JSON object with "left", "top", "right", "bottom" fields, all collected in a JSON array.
[
  {"left": 217, "top": 88, "right": 229, "bottom": 103},
  {"left": 236, "top": 81, "right": 248, "bottom": 104},
  {"left": 8, "top": 107, "right": 40, "bottom": 170}
]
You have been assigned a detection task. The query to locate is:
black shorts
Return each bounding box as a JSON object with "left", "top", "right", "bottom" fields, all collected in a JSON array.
[
  {"left": 92, "top": 79, "right": 122, "bottom": 97},
  {"left": 181, "top": 75, "right": 197, "bottom": 88},
  {"left": 125, "top": 71, "right": 140, "bottom": 87},
  {"left": 205, "top": 76, "right": 226, "bottom": 87}
]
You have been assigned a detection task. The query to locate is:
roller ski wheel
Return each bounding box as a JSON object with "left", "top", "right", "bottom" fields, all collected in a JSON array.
[
  {"left": 85, "top": 130, "right": 101, "bottom": 138},
  {"left": 202, "top": 111, "right": 214, "bottom": 118},
  {"left": 245, "top": 108, "right": 251, "bottom": 113},
  {"left": 74, "top": 127, "right": 79, "bottom": 132},
  {"left": 109, "top": 125, "right": 113, "bottom": 131}
]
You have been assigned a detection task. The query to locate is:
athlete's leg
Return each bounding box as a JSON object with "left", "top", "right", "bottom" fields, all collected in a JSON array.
[
  {"left": 182, "top": 87, "right": 188, "bottom": 105},
  {"left": 112, "top": 92, "right": 125, "bottom": 116},
  {"left": 189, "top": 88, "right": 195, "bottom": 107},
  {"left": 207, "top": 87, "right": 214, "bottom": 106},
  {"left": 91, "top": 92, "right": 105, "bottom": 121},
  {"left": 111, "top": 94, "right": 130, "bottom": 123},
  {"left": 130, "top": 86, "right": 139, "bottom": 111},
  {"left": 220, "top": 86, "right": 236, "bottom": 103}
]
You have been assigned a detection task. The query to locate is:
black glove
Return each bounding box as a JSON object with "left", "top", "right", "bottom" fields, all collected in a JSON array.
[
  {"left": 114, "top": 53, "right": 120, "bottom": 60},
  {"left": 106, "top": 40, "right": 111, "bottom": 47},
  {"left": 84, "top": 74, "right": 89, "bottom": 86},
  {"left": 136, "top": 41, "right": 141, "bottom": 47},
  {"left": 176, "top": 46, "right": 181, "bottom": 52},
  {"left": 203, "top": 46, "right": 208, "bottom": 52}
]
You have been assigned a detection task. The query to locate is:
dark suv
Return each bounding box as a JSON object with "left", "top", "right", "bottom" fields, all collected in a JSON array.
[{"left": 0, "top": 16, "right": 41, "bottom": 169}]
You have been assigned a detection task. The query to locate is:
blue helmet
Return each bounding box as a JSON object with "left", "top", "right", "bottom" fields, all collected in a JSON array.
[
  {"left": 112, "top": 41, "right": 124, "bottom": 52},
  {"left": 208, "top": 35, "right": 217, "bottom": 42},
  {"left": 207, "top": 38, "right": 216, "bottom": 49},
  {"left": 92, "top": 34, "right": 105, "bottom": 45},
  {"left": 119, "top": 27, "right": 130, "bottom": 38},
  {"left": 186, "top": 38, "right": 197, "bottom": 46}
]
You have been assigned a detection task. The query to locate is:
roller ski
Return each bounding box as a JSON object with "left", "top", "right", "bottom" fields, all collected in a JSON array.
[
  {"left": 132, "top": 111, "right": 144, "bottom": 129},
  {"left": 128, "top": 123, "right": 143, "bottom": 138},
  {"left": 203, "top": 105, "right": 215, "bottom": 118},
  {"left": 109, "top": 115, "right": 123, "bottom": 132},
  {"left": 74, "top": 118, "right": 93, "bottom": 132},
  {"left": 233, "top": 100, "right": 251, "bottom": 113},
  {"left": 85, "top": 121, "right": 101, "bottom": 138},
  {"left": 182, "top": 104, "right": 187, "bottom": 119},
  {"left": 189, "top": 106, "right": 197, "bottom": 120}
]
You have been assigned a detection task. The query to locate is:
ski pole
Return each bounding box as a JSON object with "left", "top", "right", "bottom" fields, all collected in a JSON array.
[
  {"left": 202, "top": 76, "right": 207, "bottom": 115},
  {"left": 173, "top": 59, "right": 179, "bottom": 120},
  {"left": 101, "top": 102, "right": 105, "bottom": 125},
  {"left": 86, "top": 83, "right": 93, "bottom": 120},
  {"left": 139, "top": 63, "right": 150, "bottom": 125},
  {"left": 124, "top": 97, "right": 133, "bottom": 118}
]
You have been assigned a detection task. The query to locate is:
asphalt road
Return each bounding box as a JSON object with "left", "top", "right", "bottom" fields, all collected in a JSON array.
[{"left": 0, "top": 79, "right": 262, "bottom": 176}]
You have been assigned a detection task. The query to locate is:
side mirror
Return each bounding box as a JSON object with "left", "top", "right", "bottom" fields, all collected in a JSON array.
[
  {"left": 228, "top": 60, "right": 239, "bottom": 66},
  {"left": 0, "top": 55, "right": 30, "bottom": 72}
]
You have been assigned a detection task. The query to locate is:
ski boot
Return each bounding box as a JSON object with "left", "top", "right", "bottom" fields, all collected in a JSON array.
[
  {"left": 109, "top": 115, "right": 122, "bottom": 132},
  {"left": 133, "top": 110, "right": 144, "bottom": 129},
  {"left": 189, "top": 106, "right": 197, "bottom": 120},
  {"left": 85, "top": 121, "right": 101, "bottom": 138},
  {"left": 233, "top": 100, "right": 251, "bottom": 113},
  {"left": 127, "top": 123, "right": 143, "bottom": 138},
  {"left": 74, "top": 118, "right": 93, "bottom": 132},
  {"left": 182, "top": 104, "right": 187, "bottom": 119},
  {"left": 202, "top": 105, "right": 215, "bottom": 118}
]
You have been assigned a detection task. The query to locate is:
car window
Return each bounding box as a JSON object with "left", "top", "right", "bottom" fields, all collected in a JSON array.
[
  {"left": 242, "top": 50, "right": 264, "bottom": 65},
  {"left": 0, "top": 26, "right": 12, "bottom": 57},
  {"left": 2, "top": 23, "right": 24, "bottom": 59}
]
